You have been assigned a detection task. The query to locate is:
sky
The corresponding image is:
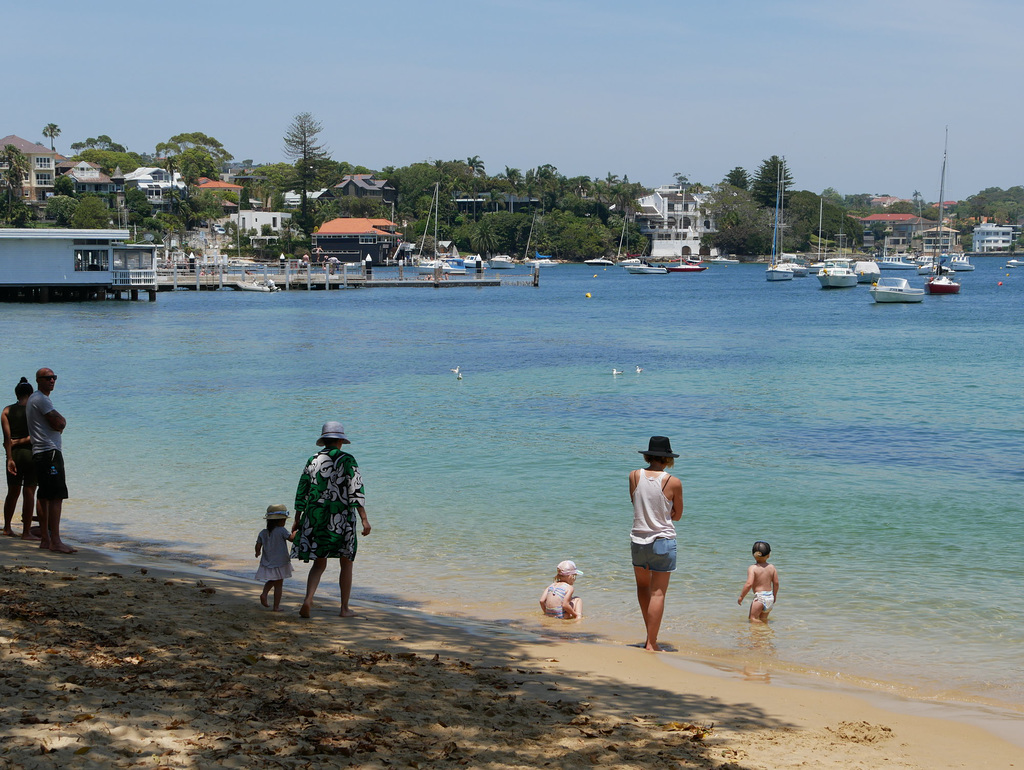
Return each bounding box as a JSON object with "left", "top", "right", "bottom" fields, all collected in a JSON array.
[{"left": 7, "top": 0, "right": 1023, "bottom": 201}]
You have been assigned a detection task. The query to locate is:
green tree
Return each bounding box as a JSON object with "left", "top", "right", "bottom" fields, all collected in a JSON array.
[
  {"left": 283, "top": 112, "right": 330, "bottom": 235},
  {"left": 124, "top": 186, "right": 151, "bottom": 225},
  {"left": 470, "top": 216, "right": 498, "bottom": 255},
  {"left": 705, "top": 184, "right": 772, "bottom": 256},
  {"left": 70, "top": 135, "right": 126, "bottom": 153},
  {"left": 52, "top": 174, "right": 75, "bottom": 197},
  {"left": 155, "top": 132, "right": 233, "bottom": 166},
  {"left": 722, "top": 167, "right": 749, "bottom": 190},
  {"left": 73, "top": 149, "right": 142, "bottom": 175},
  {"left": 1, "top": 144, "right": 30, "bottom": 222},
  {"left": 46, "top": 195, "right": 78, "bottom": 226},
  {"left": 71, "top": 195, "right": 111, "bottom": 228},
  {"left": 750, "top": 156, "right": 793, "bottom": 209},
  {"left": 177, "top": 147, "right": 220, "bottom": 186},
  {"left": 42, "top": 123, "right": 61, "bottom": 151}
]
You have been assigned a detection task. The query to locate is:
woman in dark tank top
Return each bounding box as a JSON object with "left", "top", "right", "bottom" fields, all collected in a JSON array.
[{"left": 3, "top": 377, "right": 39, "bottom": 538}]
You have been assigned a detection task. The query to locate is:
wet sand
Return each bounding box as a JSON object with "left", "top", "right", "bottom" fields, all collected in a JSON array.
[{"left": 1, "top": 537, "right": 1020, "bottom": 769}]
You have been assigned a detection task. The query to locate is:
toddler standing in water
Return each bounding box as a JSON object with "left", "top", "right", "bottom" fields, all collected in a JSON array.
[
  {"left": 255, "top": 504, "right": 294, "bottom": 611},
  {"left": 738, "top": 541, "right": 779, "bottom": 623},
  {"left": 539, "top": 560, "right": 583, "bottom": 619}
]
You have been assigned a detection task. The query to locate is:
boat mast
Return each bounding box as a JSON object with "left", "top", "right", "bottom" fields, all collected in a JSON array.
[
  {"left": 937, "top": 128, "right": 948, "bottom": 259},
  {"left": 770, "top": 164, "right": 781, "bottom": 267},
  {"left": 523, "top": 211, "right": 536, "bottom": 260}
]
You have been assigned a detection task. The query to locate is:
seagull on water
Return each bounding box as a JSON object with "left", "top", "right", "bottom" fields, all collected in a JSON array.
[
  {"left": 635, "top": 365, "right": 643, "bottom": 374},
  {"left": 612, "top": 368, "right": 623, "bottom": 375},
  {"left": 450, "top": 366, "right": 460, "bottom": 375}
]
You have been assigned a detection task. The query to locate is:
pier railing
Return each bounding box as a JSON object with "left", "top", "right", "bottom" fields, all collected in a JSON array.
[{"left": 111, "top": 269, "right": 157, "bottom": 287}]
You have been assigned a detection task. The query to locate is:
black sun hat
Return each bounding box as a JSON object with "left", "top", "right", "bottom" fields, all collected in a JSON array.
[{"left": 638, "top": 436, "right": 679, "bottom": 458}]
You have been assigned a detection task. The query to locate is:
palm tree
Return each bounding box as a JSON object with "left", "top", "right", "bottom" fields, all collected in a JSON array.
[
  {"left": 2, "top": 144, "right": 31, "bottom": 202},
  {"left": 471, "top": 216, "right": 498, "bottom": 256},
  {"left": 42, "top": 123, "right": 61, "bottom": 152},
  {"left": 466, "top": 155, "right": 485, "bottom": 177}
]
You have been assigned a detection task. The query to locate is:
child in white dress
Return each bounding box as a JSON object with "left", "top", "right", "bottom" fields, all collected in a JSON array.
[{"left": 255, "top": 504, "right": 294, "bottom": 611}]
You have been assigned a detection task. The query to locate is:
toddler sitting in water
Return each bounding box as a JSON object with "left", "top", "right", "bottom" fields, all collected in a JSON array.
[
  {"left": 738, "top": 541, "right": 779, "bottom": 623},
  {"left": 539, "top": 560, "right": 583, "bottom": 619}
]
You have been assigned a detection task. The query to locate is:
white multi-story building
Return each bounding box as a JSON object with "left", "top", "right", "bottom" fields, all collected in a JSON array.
[
  {"left": 123, "top": 167, "right": 187, "bottom": 211},
  {"left": 971, "top": 222, "right": 1016, "bottom": 253},
  {"left": 634, "top": 185, "right": 717, "bottom": 259}
]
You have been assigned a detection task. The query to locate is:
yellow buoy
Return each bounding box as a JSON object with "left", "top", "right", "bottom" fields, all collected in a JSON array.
[
  {"left": 585, "top": 293, "right": 591, "bottom": 298},
  {"left": 593, "top": 274, "right": 598, "bottom": 277}
]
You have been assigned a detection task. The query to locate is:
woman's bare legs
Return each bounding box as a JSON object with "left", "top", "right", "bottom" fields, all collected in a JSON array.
[
  {"left": 300, "top": 558, "right": 328, "bottom": 617},
  {"left": 339, "top": 557, "right": 356, "bottom": 617},
  {"left": 634, "top": 566, "right": 671, "bottom": 651}
]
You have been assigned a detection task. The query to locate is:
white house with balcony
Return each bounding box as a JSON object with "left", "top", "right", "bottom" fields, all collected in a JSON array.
[
  {"left": 123, "top": 167, "right": 187, "bottom": 212},
  {"left": 0, "top": 229, "right": 157, "bottom": 302},
  {"left": 971, "top": 222, "right": 1016, "bottom": 253},
  {"left": 0, "top": 134, "right": 58, "bottom": 203},
  {"left": 634, "top": 185, "right": 717, "bottom": 259}
]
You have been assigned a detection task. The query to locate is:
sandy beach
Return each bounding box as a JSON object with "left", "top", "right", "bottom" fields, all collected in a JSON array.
[{"left": 1, "top": 537, "right": 1020, "bottom": 769}]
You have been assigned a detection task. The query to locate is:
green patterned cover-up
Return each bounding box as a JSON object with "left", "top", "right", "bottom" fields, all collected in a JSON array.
[{"left": 291, "top": 447, "right": 365, "bottom": 562}]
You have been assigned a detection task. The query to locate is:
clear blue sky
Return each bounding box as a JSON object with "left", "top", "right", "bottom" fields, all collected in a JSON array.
[{"left": 8, "top": 0, "right": 1022, "bottom": 201}]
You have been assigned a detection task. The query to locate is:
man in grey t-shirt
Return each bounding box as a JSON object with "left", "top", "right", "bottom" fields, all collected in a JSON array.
[{"left": 27, "top": 367, "right": 74, "bottom": 554}]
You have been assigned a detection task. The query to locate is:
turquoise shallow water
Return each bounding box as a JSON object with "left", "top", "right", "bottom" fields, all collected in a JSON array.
[{"left": 2, "top": 260, "right": 1022, "bottom": 709}]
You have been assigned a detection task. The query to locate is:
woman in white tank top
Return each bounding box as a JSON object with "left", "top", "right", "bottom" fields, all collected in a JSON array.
[{"left": 629, "top": 436, "right": 683, "bottom": 652}]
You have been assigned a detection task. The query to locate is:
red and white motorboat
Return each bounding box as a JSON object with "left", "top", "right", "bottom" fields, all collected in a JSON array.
[
  {"left": 665, "top": 257, "right": 707, "bottom": 273},
  {"left": 925, "top": 274, "right": 960, "bottom": 295}
]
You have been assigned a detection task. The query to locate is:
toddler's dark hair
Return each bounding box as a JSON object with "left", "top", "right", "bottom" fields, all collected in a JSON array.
[{"left": 752, "top": 541, "right": 771, "bottom": 557}]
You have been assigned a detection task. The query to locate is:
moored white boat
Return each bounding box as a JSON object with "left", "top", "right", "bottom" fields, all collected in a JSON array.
[
  {"left": 624, "top": 260, "right": 668, "bottom": 274},
  {"left": 618, "top": 257, "right": 643, "bottom": 267},
  {"left": 584, "top": 256, "right": 615, "bottom": 266},
  {"left": 817, "top": 258, "right": 858, "bottom": 288},
  {"left": 765, "top": 264, "right": 794, "bottom": 281},
  {"left": 853, "top": 261, "right": 881, "bottom": 283},
  {"left": 234, "top": 278, "right": 280, "bottom": 292},
  {"left": 1005, "top": 258, "right": 1024, "bottom": 268},
  {"left": 777, "top": 254, "right": 809, "bottom": 276},
  {"left": 878, "top": 255, "right": 919, "bottom": 270},
  {"left": 869, "top": 276, "right": 924, "bottom": 303},
  {"left": 487, "top": 255, "right": 516, "bottom": 269},
  {"left": 708, "top": 256, "right": 739, "bottom": 264},
  {"left": 948, "top": 254, "right": 975, "bottom": 271}
]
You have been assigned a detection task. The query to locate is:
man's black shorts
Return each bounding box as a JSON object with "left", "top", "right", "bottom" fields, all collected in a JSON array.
[{"left": 33, "top": 450, "right": 68, "bottom": 501}]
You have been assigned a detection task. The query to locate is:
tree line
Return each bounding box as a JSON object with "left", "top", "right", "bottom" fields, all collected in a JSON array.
[{"left": 4, "top": 117, "right": 1022, "bottom": 256}]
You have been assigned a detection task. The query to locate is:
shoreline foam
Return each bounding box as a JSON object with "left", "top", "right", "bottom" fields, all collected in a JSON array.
[{"left": 2, "top": 536, "right": 1021, "bottom": 768}]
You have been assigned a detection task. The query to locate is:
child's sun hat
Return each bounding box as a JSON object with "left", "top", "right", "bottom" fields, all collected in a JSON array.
[
  {"left": 557, "top": 560, "right": 583, "bottom": 576},
  {"left": 265, "top": 503, "right": 290, "bottom": 520}
]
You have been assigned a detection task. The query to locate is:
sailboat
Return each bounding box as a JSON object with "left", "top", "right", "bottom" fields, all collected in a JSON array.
[
  {"left": 415, "top": 183, "right": 465, "bottom": 275},
  {"left": 925, "top": 130, "right": 960, "bottom": 296},
  {"left": 766, "top": 165, "right": 794, "bottom": 281}
]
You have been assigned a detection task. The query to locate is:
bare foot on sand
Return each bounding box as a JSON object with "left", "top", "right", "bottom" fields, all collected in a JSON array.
[
  {"left": 299, "top": 603, "right": 312, "bottom": 618},
  {"left": 21, "top": 532, "right": 41, "bottom": 542},
  {"left": 260, "top": 593, "right": 269, "bottom": 608},
  {"left": 339, "top": 609, "right": 357, "bottom": 618},
  {"left": 49, "top": 542, "right": 77, "bottom": 554},
  {"left": 2, "top": 528, "right": 15, "bottom": 537}
]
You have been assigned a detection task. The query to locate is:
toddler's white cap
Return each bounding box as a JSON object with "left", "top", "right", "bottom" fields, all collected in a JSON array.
[{"left": 557, "top": 560, "right": 583, "bottom": 576}]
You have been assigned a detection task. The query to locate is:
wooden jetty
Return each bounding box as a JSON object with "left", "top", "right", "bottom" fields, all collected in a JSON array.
[{"left": 156, "top": 263, "right": 539, "bottom": 291}]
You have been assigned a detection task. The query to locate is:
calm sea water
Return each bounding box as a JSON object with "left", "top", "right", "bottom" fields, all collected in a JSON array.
[{"left": 3, "top": 260, "right": 1022, "bottom": 710}]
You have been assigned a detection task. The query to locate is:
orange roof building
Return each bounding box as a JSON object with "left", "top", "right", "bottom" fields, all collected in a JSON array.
[{"left": 313, "top": 217, "right": 401, "bottom": 265}]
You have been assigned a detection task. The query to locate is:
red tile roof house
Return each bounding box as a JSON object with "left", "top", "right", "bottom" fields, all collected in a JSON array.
[
  {"left": 312, "top": 218, "right": 401, "bottom": 265},
  {"left": 859, "top": 213, "right": 933, "bottom": 251}
]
